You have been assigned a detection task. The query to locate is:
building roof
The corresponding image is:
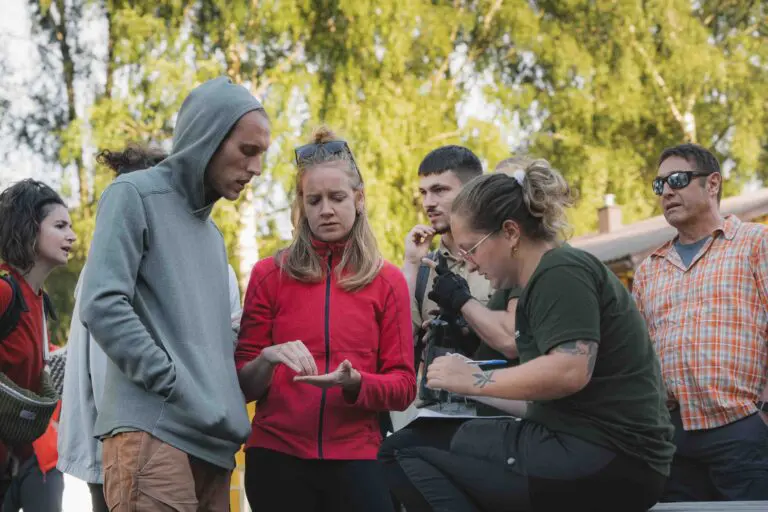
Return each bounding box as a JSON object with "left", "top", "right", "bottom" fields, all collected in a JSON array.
[{"left": 570, "top": 188, "right": 768, "bottom": 265}]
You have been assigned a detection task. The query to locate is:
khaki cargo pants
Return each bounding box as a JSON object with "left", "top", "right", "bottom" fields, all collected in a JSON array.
[{"left": 103, "top": 431, "right": 231, "bottom": 511}]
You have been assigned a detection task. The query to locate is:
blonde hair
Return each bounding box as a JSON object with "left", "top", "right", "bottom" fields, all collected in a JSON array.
[
  {"left": 281, "top": 126, "right": 383, "bottom": 291},
  {"left": 453, "top": 158, "right": 574, "bottom": 242}
]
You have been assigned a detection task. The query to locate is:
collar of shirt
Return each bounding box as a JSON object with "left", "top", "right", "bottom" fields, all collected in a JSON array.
[
  {"left": 437, "top": 238, "right": 460, "bottom": 262},
  {"left": 651, "top": 214, "right": 740, "bottom": 266}
]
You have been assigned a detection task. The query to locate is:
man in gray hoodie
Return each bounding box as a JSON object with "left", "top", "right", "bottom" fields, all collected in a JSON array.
[{"left": 79, "top": 76, "right": 270, "bottom": 511}]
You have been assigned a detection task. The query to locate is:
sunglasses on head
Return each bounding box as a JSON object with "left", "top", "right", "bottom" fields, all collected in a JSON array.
[
  {"left": 652, "top": 170, "right": 713, "bottom": 196},
  {"left": 294, "top": 140, "right": 361, "bottom": 178}
]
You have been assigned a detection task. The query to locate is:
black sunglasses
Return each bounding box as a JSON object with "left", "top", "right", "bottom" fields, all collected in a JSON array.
[
  {"left": 294, "top": 140, "right": 361, "bottom": 178},
  {"left": 652, "top": 170, "right": 713, "bottom": 196}
]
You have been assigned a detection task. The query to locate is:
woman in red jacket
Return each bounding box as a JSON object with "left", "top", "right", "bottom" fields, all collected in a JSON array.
[
  {"left": 0, "top": 179, "right": 76, "bottom": 511},
  {"left": 235, "top": 127, "right": 415, "bottom": 511}
]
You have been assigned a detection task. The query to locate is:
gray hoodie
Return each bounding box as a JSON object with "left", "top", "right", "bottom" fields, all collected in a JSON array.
[
  {"left": 79, "top": 76, "right": 262, "bottom": 469},
  {"left": 58, "top": 265, "right": 243, "bottom": 483}
]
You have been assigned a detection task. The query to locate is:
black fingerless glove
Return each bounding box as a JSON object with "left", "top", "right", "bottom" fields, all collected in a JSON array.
[{"left": 427, "top": 259, "right": 472, "bottom": 315}]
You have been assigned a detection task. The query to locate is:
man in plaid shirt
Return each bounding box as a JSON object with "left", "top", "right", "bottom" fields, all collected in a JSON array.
[{"left": 633, "top": 143, "right": 768, "bottom": 502}]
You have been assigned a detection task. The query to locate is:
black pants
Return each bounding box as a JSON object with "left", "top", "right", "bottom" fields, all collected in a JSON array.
[
  {"left": 663, "top": 410, "right": 768, "bottom": 501},
  {"left": 88, "top": 483, "right": 108, "bottom": 512},
  {"left": 393, "top": 418, "right": 666, "bottom": 512},
  {"left": 245, "top": 447, "right": 395, "bottom": 512},
  {"left": 379, "top": 419, "right": 468, "bottom": 511}
]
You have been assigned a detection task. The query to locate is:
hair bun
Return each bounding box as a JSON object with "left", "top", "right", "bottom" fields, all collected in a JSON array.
[
  {"left": 494, "top": 156, "right": 533, "bottom": 177},
  {"left": 311, "top": 125, "right": 338, "bottom": 144},
  {"left": 520, "top": 158, "right": 574, "bottom": 239}
]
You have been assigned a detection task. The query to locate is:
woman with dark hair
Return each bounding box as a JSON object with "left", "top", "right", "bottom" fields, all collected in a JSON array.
[
  {"left": 236, "top": 126, "right": 415, "bottom": 511},
  {"left": 0, "top": 179, "right": 76, "bottom": 512},
  {"left": 391, "top": 159, "right": 675, "bottom": 511},
  {"left": 95, "top": 144, "right": 168, "bottom": 173}
]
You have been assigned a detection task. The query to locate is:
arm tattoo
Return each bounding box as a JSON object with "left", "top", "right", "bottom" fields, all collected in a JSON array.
[
  {"left": 552, "top": 340, "right": 598, "bottom": 379},
  {"left": 472, "top": 371, "right": 496, "bottom": 389}
]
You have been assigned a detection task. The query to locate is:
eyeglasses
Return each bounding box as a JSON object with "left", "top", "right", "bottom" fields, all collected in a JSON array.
[
  {"left": 457, "top": 230, "right": 496, "bottom": 265},
  {"left": 652, "top": 170, "right": 713, "bottom": 196},
  {"left": 294, "top": 140, "right": 361, "bottom": 179}
]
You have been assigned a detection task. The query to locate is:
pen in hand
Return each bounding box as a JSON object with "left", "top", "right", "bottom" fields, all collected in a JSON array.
[{"left": 466, "top": 359, "right": 507, "bottom": 367}]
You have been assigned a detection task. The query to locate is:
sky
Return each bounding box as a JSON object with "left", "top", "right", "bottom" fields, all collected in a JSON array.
[{"left": 0, "top": 0, "right": 45, "bottom": 188}]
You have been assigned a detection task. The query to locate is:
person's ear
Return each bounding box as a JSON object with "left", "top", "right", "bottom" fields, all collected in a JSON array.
[
  {"left": 501, "top": 219, "right": 521, "bottom": 249},
  {"left": 707, "top": 173, "right": 722, "bottom": 200}
]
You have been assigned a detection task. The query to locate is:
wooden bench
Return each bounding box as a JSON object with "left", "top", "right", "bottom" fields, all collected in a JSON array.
[{"left": 651, "top": 502, "right": 768, "bottom": 511}]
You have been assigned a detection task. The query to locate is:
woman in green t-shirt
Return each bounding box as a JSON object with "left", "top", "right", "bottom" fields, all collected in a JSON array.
[{"left": 391, "top": 159, "right": 674, "bottom": 512}]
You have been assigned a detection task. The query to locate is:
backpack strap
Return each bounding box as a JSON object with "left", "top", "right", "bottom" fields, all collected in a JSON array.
[
  {"left": 42, "top": 291, "right": 57, "bottom": 322},
  {"left": 413, "top": 250, "right": 440, "bottom": 371},
  {"left": 414, "top": 250, "right": 439, "bottom": 316},
  {"left": 0, "top": 271, "right": 56, "bottom": 343},
  {"left": 0, "top": 271, "right": 29, "bottom": 342}
]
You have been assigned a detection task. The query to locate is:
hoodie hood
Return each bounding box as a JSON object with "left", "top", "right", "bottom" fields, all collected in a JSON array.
[{"left": 162, "top": 76, "right": 264, "bottom": 217}]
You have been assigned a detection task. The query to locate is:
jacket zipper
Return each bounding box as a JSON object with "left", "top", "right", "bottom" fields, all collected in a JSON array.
[{"left": 317, "top": 252, "right": 332, "bottom": 459}]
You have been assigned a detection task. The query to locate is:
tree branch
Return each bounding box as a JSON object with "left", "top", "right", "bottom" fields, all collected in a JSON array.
[
  {"left": 430, "top": 0, "right": 463, "bottom": 89},
  {"left": 51, "top": 0, "right": 89, "bottom": 213},
  {"left": 483, "top": 0, "right": 504, "bottom": 33},
  {"left": 628, "top": 24, "right": 696, "bottom": 141}
]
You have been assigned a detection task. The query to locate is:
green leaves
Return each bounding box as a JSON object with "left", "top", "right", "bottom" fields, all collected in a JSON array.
[
  {"left": 4, "top": 0, "right": 768, "bottom": 344},
  {"left": 486, "top": 0, "right": 768, "bottom": 231}
]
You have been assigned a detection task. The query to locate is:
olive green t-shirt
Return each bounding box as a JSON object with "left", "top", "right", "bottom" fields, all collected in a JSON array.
[{"left": 516, "top": 244, "right": 674, "bottom": 476}]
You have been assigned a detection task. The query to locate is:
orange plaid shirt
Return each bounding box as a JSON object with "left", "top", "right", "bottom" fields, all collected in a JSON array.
[{"left": 632, "top": 215, "right": 768, "bottom": 431}]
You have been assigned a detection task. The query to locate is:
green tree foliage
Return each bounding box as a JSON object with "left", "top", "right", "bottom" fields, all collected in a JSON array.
[
  {"left": 1, "top": 0, "right": 766, "bottom": 343},
  {"left": 482, "top": 0, "right": 768, "bottom": 233}
]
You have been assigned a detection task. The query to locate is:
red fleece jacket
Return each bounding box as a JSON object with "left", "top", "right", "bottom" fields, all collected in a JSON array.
[
  {"left": 235, "top": 242, "right": 415, "bottom": 460},
  {"left": 0, "top": 264, "right": 51, "bottom": 468}
]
